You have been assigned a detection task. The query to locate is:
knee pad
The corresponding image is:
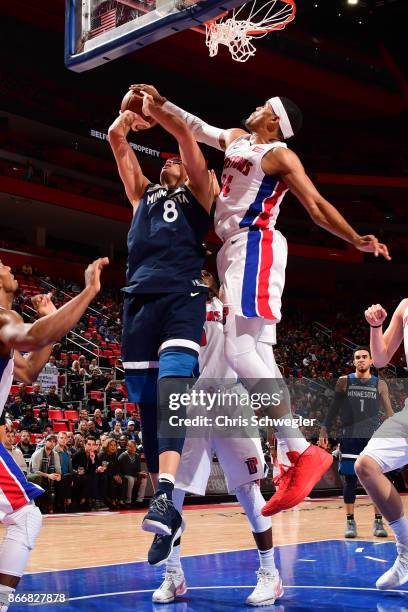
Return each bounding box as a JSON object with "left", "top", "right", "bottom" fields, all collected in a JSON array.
[
  {"left": 158, "top": 349, "right": 198, "bottom": 379},
  {"left": 0, "top": 503, "right": 43, "bottom": 577},
  {"left": 234, "top": 481, "right": 271, "bottom": 534}
]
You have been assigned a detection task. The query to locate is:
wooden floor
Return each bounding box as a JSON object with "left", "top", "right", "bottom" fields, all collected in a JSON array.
[{"left": 2, "top": 495, "right": 404, "bottom": 574}]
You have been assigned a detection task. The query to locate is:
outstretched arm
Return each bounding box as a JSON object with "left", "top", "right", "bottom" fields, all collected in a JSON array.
[
  {"left": 143, "top": 94, "right": 213, "bottom": 212},
  {"left": 268, "top": 147, "right": 391, "bottom": 260},
  {"left": 0, "top": 258, "right": 108, "bottom": 353},
  {"left": 364, "top": 301, "right": 406, "bottom": 368},
  {"left": 108, "top": 111, "right": 150, "bottom": 209},
  {"left": 131, "top": 84, "right": 246, "bottom": 151}
]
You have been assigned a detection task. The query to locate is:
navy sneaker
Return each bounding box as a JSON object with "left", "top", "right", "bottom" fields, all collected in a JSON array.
[
  {"left": 148, "top": 522, "right": 185, "bottom": 566},
  {"left": 142, "top": 492, "right": 181, "bottom": 536}
]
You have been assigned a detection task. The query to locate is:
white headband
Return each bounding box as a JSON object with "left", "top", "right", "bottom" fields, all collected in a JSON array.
[{"left": 268, "top": 97, "right": 294, "bottom": 140}]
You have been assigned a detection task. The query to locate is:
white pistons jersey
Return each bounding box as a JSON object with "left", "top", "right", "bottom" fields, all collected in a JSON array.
[
  {"left": 199, "top": 296, "right": 236, "bottom": 380},
  {"left": 214, "top": 136, "right": 288, "bottom": 242}
]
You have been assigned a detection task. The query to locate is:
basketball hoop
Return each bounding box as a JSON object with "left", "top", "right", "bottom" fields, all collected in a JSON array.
[{"left": 205, "top": 0, "right": 296, "bottom": 62}]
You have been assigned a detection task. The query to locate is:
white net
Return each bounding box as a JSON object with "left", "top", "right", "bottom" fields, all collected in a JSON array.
[{"left": 205, "top": 0, "right": 295, "bottom": 62}]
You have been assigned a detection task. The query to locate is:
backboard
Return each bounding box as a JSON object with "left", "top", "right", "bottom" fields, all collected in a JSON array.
[{"left": 65, "top": 0, "right": 248, "bottom": 72}]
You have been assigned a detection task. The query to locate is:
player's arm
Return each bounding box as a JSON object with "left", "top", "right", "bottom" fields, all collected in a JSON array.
[
  {"left": 142, "top": 94, "right": 213, "bottom": 212},
  {"left": 378, "top": 378, "right": 394, "bottom": 418},
  {"left": 108, "top": 111, "right": 150, "bottom": 209},
  {"left": 365, "top": 300, "right": 407, "bottom": 368},
  {"left": 268, "top": 147, "right": 391, "bottom": 260},
  {"left": 131, "top": 84, "right": 246, "bottom": 151},
  {"left": 0, "top": 258, "right": 108, "bottom": 353},
  {"left": 319, "top": 376, "right": 347, "bottom": 448}
]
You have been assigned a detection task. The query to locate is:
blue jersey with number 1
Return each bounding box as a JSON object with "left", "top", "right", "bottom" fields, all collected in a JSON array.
[{"left": 124, "top": 183, "right": 210, "bottom": 294}]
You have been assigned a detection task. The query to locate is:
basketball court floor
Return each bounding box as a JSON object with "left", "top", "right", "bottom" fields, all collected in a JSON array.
[{"left": 5, "top": 496, "right": 408, "bottom": 610}]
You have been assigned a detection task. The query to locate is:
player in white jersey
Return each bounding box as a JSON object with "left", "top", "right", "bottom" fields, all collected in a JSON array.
[
  {"left": 355, "top": 300, "right": 408, "bottom": 590},
  {"left": 151, "top": 271, "right": 283, "bottom": 606},
  {"left": 0, "top": 257, "right": 108, "bottom": 612},
  {"left": 135, "top": 84, "right": 390, "bottom": 517}
]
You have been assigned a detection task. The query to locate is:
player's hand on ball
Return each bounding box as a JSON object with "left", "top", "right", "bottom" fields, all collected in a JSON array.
[
  {"left": 31, "top": 293, "right": 56, "bottom": 317},
  {"left": 365, "top": 304, "right": 387, "bottom": 327},
  {"left": 84, "top": 257, "right": 109, "bottom": 295},
  {"left": 354, "top": 235, "right": 391, "bottom": 260},
  {"left": 130, "top": 84, "right": 166, "bottom": 105},
  {"left": 119, "top": 109, "right": 150, "bottom": 131}
]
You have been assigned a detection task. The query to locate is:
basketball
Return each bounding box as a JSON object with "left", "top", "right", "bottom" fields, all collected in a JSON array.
[{"left": 120, "top": 90, "right": 157, "bottom": 129}]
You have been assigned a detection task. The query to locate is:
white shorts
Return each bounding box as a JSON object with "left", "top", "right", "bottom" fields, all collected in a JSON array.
[
  {"left": 360, "top": 408, "right": 408, "bottom": 473},
  {"left": 176, "top": 433, "right": 266, "bottom": 495},
  {"left": 217, "top": 229, "right": 287, "bottom": 321},
  {"left": 176, "top": 383, "right": 266, "bottom": 495}
]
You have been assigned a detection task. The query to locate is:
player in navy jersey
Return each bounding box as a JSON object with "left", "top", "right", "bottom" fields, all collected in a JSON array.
[
  {"left": 0, "top": 257, "right": 107, "bottom": 612},
  {"left": 108, "top": 105, "right": 213, "bottom": 553},
  {"left": 320, "top": 347, "right": 393, "bottom": 539},
  {"left": 131, "top": 83, "right": 391, "bottom": 518}
]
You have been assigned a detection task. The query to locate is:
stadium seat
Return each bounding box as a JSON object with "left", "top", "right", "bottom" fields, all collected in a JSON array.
[
  {"left": 64, "top": 410, "right": 79, "bottom": 421},
  {"left": 10, "top": 384, "right": 19, "bottom": 394},
  {"left": 110, "top": 401, "right": 123, "bottom": 412},
  {"left": 53, "top": 422, "right": 68, "bottom": 432},
  {"left": 89, "top": 390, "right": 103, "bottom": 401},
  {"left": 48, "top": 409, "right": 64, "bottom": 420},
  {"left": 33, "top": 408, "right": 40, "bottom": 417}
]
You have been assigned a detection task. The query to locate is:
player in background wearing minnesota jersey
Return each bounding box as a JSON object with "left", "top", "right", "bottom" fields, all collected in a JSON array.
[
  {"left": 131, "top": 84, "right": 390, "bottom": 517},
  {"left": 152, "top": 271, "right": 283, "bottom": 606},
  {"left": 108, "top": 106, "right": 213, "bottom": 553},
  {"left": 319, "top": 347, "right": 393, "bottom": 539},
  {"left": 0, "top": 257, "right": 108, "bottom": 612},
  {"left": 355, "top": 301, "right": 408, "bottom": 589}
]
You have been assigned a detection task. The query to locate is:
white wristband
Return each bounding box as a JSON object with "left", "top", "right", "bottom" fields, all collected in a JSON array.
[{"left": 163, "top": 101, "right": 224, "bottom": 150}]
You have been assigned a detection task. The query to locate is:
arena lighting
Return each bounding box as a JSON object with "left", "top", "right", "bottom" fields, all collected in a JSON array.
[{"left": 347, "top": 0, "right": 359, "bottom": 5}]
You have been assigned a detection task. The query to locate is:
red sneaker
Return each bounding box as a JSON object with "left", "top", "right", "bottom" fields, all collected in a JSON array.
[{"left": 262, "top": 445, "right": 333, "bottom": 516}]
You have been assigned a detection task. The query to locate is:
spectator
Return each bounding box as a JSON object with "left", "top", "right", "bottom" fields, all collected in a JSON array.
[
  {"left": 97, "top": 438, "right": 122, "bottom": 509},
  {"left": 92, "top": 408, "right": 110, "bottom": 434},
  {"left": 46, "top": 385, "right": 64, "bottom": 408},
  {"left": 72, "top": 433, "right": 85, "bottom": 455},
  {"left": 7, "top": 394, "right": 25, "bottom": 418},
  {"left": 79, "top": 408, "right": 90, "bottom": 421},
  {"left": 87, "top": 420, "right": 99, "bottom": 438},
  {"left": 66, "top": 431, "right": 75, "bottom": 455},
  {"left": 118, "top": 434, "right": 129, "bottom": 453},
  {"left": 54, "top": 431, "right": 73, "bottom": 512},
  {"left": 20, "top": 407, "right": 41, "bottom": 433},
  {"left": 125, "top": 421, "right": 140, "bottom": 442},
  {"left": 17, "top": 429, "right": 36, "bottom": 467},
  {"left": 38, "top": 407, "right": 53, "bottom": 433},
  {"left": 110, "top": 422, "right": 123, "bottom": 441},
  {"left": 31, "top": 383, "right": 46, "bottom": 405},
  {"left": 110, "top": 408, "right": 127, "bottom": 431},
  {"left": 72, "top": 436, "right": 99, "bottom": 510},
  {"left": 76, "top": 420, "right": 89, "bottom": 438},
  {"left": 17, "top": 382, "right": 33, "bottom": 405},
  {"left": 105, "top": 380, "right": 125, "bottom": 404},
  {"left": 118, "top": 439, "right": 147, "bottom": 506},
  {"left": 28, "top": 434, "right": 61, "bottom": 513},
  {"left": 89, "top": 358, "right": 102, "bottom": 374},
  {"left": 4, "top": 428, "right": 27, "bottom": 474},
  {"left": 129, "top": 409, "right": 141, "bottom": 431}
]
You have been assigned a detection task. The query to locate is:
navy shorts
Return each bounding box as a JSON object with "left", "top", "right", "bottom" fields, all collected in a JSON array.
[{"left": 122, "top": 291, "right": 207, "bottom": 403}]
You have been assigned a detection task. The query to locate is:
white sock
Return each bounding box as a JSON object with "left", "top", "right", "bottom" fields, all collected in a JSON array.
[
  {"left": 167, "top": 544, "right": 183, "bottom": 572},
  {"left": 389, "top": 516, "right": 408, "bottom": 548},
  {"left": 258, "top": 547, "right": 276, "bottom": 572},
  {"left": 0, "top": 585, "right": 15, "bottom": 611},
  {"left": 274, "top": 413, "right": 310, "bottom": 455}
]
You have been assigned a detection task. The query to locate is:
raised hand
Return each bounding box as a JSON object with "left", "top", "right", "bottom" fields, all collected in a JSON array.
[
  {"left": 84, "top": 257, "right": 109, "bottom": 295},
  {"left": 31, "top": 293, "right": 56, "bottom": 317},
  {"left": 364, "top": 304, "right": 387, "bottom": 327}
]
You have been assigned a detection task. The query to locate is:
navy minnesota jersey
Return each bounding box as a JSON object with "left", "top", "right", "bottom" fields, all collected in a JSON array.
[
  {"left": 124, "top": 183, "right": 210, "bottom": 294},
  {"left": 340, "top": 373, "right": 381, "bottom": 456}
]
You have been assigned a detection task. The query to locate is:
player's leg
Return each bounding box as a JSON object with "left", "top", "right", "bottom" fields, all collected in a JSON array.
[
  {"left": 342, "top": 472, "right": 358, "bottom": 538},
  {"left": 152, "top": 435, "right": 212, "bottom": 602},
  {"left": 213, "top": 435, "right": 283, "bottom": 605},
  {"left": 355, "top": 412, "right": 408, "bottom": 588},
  {"left": 223, "top": 307, "right": 332, "bottom": 515},
  {"left": 0, "top": 445, "right": 44, "bottom": 611},
  {"left": 142, "top": 293, "right": 206, "bottom": 541},
  {"left": 373, "top": 504, "right": 388, "bottom": 537}
]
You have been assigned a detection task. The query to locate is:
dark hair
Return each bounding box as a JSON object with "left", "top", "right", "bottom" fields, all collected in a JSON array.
[
  {"left": 279, "top": 97, "right": 303, "bottom": 139},
  {"left": 86, "top": 436, "right": 96, "bottom": 443},
  {"left": 353, "top": 346, "right": 371, "bottom": 357}
]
